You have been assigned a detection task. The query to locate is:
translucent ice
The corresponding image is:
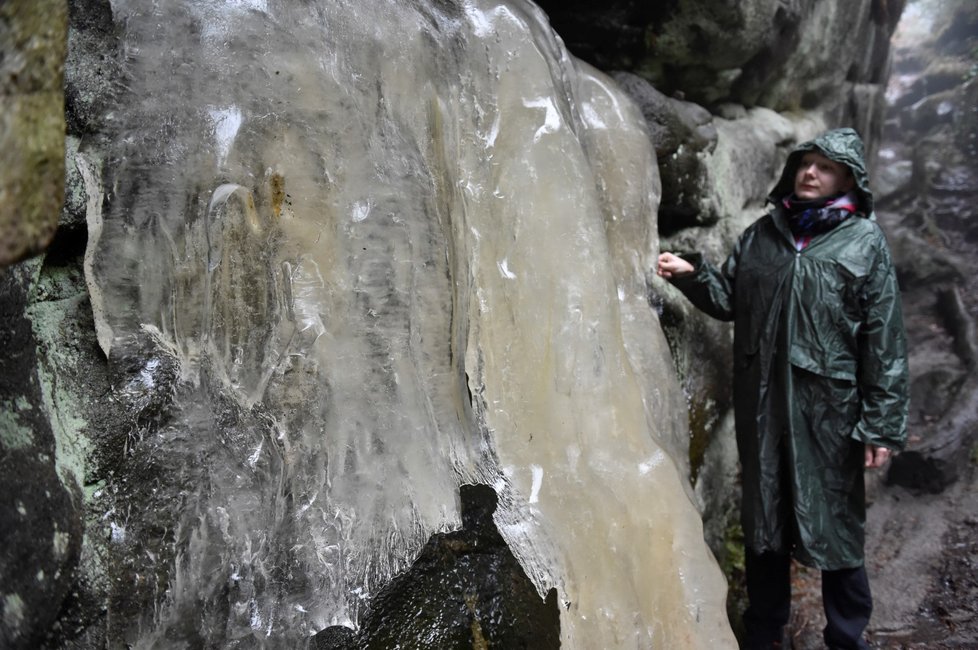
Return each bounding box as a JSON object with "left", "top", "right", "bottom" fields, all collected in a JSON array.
[{"left": 88, "top": 0, "right": 735, "bottom": 647}]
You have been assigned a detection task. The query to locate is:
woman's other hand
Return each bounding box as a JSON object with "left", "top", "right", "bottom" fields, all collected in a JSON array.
[
  {"left": 657, "top": 252, "right": 695, "bottom": 279},
  {"left": 864, "top": 444, "right": 893, "bottom": 469}
]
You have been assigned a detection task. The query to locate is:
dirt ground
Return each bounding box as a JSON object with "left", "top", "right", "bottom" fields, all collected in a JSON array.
[{"left": 788, "top": 464, "right": 978, "bottom": 649}]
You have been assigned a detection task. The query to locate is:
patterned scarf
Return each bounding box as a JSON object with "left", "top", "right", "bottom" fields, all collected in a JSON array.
[{"left": 781, "top": 191, "right": 858, "bottom": 239}]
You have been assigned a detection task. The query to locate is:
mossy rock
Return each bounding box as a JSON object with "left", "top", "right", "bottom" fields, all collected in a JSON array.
[{"left": 0, "top": 0, "right": 68, "bottom": 266}]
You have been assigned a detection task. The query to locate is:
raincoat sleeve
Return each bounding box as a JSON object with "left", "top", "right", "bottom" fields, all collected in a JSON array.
[
  {"left": 852, "top": 238, "right": 910, "bottom": 450},
  {"left": 667, "top": 240, "right": 742, "bottom": 322}
]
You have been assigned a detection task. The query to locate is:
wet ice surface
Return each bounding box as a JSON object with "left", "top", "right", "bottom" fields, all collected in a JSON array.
[{"left": 90, "top": 0, "right": 734, "bottom": 647}]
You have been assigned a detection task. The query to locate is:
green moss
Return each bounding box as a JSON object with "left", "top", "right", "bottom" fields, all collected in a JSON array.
[
  {"left": 2, "top": 593, "right": 26, "bottom": 632},
  {"left": 83, "top": 480, "right": 105, "bottom": 501},
  {"left": 721, "top": 519, "right": 748, "bottom": 644},
  {"left": 688, "top": 395, "right": 718, "bottom": 482},
  {"left": 25, "top": 257, "right": 92, "bottom": 490},
  {"left": 28, "top": 296, "right": 90, "bottom": 489},
  {"left": 0, "top": 405, "right": 34, "bottom": 449}
]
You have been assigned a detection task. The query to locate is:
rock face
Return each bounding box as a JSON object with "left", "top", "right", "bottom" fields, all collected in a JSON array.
[
  {"left": 610, "top": 72, "right": 719, "bottom": 234},
  {"left": 0, "top": 251, "right": 96, "bottom": 648},
  {"left": 536, "top": 0, "right": 902, "bottom": 116},
  {"left": 0, "top": 0, "right": 68, "bottom": 266},
  {"left": 874, "top": 0, "right": 978, "bottom": 494},
  {"left": 0, "top": 270, "right": 77, "bottom": 650}
]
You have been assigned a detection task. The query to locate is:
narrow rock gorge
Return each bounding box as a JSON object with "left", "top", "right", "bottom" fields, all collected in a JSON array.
[{"left": 2, "top": 0, "right": 975, "bottom": 648}]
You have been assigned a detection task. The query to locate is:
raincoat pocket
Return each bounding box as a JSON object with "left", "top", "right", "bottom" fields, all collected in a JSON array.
[
  {"left": 789, "top": 361, "right": 861, "bottom": 449},
  {"left": 789, "top": 344, "right": 861, "bottom": 446},
  {"left": 788, "top": 342, "right": 857, "bottom": 382}
]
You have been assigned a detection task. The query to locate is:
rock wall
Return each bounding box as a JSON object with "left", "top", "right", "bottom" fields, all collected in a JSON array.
[
  {"left": 536, "top": 0, "right": 903, "bottom": 114},
  {"left": 873, "top": 0, "right": 978, "bottom": 493},
  {"left": 0, "top": 3, "right": 75, "bottom": 647}
]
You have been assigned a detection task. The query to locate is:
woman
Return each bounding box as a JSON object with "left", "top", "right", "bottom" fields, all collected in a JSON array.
[{"left": 658, "top": 128, "right": 909, "bottom": 650}]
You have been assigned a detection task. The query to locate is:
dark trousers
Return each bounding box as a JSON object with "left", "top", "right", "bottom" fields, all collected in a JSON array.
[{"left": 742, "top": 551, "right": 873, "bottom": 650}]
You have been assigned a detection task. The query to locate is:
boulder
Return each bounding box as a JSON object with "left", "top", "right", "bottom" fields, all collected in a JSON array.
[
  {"left": 322, "top": 485, "right": 561, "bottom": 649},
  {"left": 0, "top": 0, "right": 68, "bottom": 266},
  {"left": 889, "top": 58, "right": 974, "bottom": 110},
  {"left": 885, "top": 222, "right": 967, "bottom": 286},
  {"left": 536, "top": 0, "right": 900, "bottom": 115},
  {"left": 900, "top": 88, "right": 959, "bottom": 132},
  {"left": 611, "top": 72, "right": 718, "bottom": 232}
]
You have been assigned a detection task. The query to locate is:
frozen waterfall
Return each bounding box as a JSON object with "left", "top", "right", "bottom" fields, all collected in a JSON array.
[{"left": 84, "top": 0, "right": 735, "bottom": 646}]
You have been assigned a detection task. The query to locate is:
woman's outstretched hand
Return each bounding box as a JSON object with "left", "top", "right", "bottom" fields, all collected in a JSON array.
[{"left": 657, "top": 252, "right": 695, "bottom": 279}]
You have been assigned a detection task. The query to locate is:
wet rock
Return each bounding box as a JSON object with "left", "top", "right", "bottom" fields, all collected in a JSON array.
[
  {"left": 64, "top": 0, "right": 119, "bottom": 138},
  {"left": 531, "top": 3, "right": 675, "bottom": 76},
  {"left": 310, "top": 625, "right": 356, "bottom": 649},
  {"left": 60, "top": 137, "right": 89, "bottom": 233},
  {"left": 611, "top": 72, "right": 718, "bottom": 232},
  {"left": 910, "top": 363, "right": 966, "bottom": 422},
  {"left": 0, "top": 263, "right": 84, "bottom": 649},
  {"left": 847, "top": 83, "right": 888, "bottom": 158},
  {"left": 0, "top": 227, "right": 133, "bottom": 649},
  {"left": 610, "top": 73, "right": 717, "bottom": 156},
  {"left": 109, "top": 327, "right": 181, "bottom": 427},
  {"left": 873, "top": 157, "right": 914, "bottom": 201},
  {"left": 872, "top": 137, "right": 912, "bottom": 186},
  {"left": 886, "top": 451, "right": 956, "bottom": 494},
  {"left": 900, "top": 88, "right": 958, "bottom": 132},
  {"left": 537, "top": 0, "right": 898, "bottom": 116},
  {"left": 934, "top": 1, "right": 978, "bottom": 56},
  {"left": 318, "top": 484, "right": 561, "bottom": 650},
  {"left": 901, "top": 288, "right": 978, "bottom": 492},
  {"left": 889, "top": 59, "right": 973, "bottom": 110},
  {"left": 936, "top": 287, "right": 978, "bottom": 369},
  {"left": 0, "top": 450, "right": 83, "bottom": 649},
  {"left": 885, "top": 223, "right": 967, "bottom": 286},
  {"left": 953, "top": 77, "right": 978, "bottom": 158}
]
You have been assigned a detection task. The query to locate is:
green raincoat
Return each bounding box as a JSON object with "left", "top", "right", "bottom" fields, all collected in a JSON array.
[{"left": 670, "top": 128, "right": 909, "bottom": 570}]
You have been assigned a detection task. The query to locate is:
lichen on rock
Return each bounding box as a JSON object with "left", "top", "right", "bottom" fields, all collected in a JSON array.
[{"left": 0, "top": 0, "right": 68, "bottom": 267}]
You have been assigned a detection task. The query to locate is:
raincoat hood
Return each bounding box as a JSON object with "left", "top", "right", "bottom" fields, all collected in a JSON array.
[{"left": 767, "top": 127, "right": 874, "bottom": 216}]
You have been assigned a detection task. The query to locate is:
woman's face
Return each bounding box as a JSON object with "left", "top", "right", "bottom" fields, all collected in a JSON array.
[{"left": 793, "top": 151, "right": 854, "bottom": 200}]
